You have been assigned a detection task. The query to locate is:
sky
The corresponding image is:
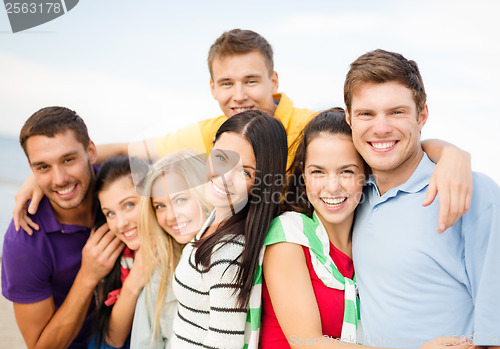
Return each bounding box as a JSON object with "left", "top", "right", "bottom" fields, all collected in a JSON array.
[{"left": 1, "top": 0, "right": 499, "bottom": 184}]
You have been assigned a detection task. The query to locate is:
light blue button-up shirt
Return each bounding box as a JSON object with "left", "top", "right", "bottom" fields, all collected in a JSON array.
[{"left": 353, "top": 153, "right": 500, "bottom": 347}]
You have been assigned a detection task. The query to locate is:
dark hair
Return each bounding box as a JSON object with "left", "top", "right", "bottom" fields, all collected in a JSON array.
[
  {"left": 207, "top": 29, "right": 274, "bottom": 78},
  {"left": 344, "top": 49, "right": 427, "bottom": 116},
  {"left": 284, "top": 108, "right": 367, "bottom": 215},
  {"left": 19, "top": 106, "right": 90, "bottom": 159},
  {"left": 95, "top": 155, "right": 133, "bottom": 195},
  {"left": 92, "top": 155, "right": 133, "bottom": 349},
  {"left": 193, "top": 110, "right": 287, "bottom": 307}
]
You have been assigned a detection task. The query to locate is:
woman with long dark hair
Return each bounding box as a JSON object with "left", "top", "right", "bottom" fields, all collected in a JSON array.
[
  {"left": 91, "top": 156, "right": 145, "bottom": 349},
  {"left": 170, "top": 110, "right": 288, "bottom": 348}
]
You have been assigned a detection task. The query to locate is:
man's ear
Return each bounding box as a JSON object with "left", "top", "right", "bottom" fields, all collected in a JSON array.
[
  {"left": 345, "top": 109, "right": 352, "bottom": 127},
  {"left": 417, "top": 104, "right": 429, "bottom": 131},
  {"left": 87, "top": 140, "right": 97, "bottom": 165},
  {"left": 271, "top": 71, "right": 279, "bottom": 95},
  {"left": 210, "top": 78, "right": 216, "bottom": 100}
]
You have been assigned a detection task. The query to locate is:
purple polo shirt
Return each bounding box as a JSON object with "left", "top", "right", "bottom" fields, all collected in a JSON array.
[{"left": 1, "top": 196, "right": 95, "bottom": 349}]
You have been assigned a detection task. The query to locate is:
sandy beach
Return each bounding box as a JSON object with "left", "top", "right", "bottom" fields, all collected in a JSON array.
[{"left": 0, "top": 260, "right": 27, "bottom": 349}]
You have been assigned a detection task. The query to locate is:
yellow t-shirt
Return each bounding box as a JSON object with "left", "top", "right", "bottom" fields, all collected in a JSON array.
[{"left": 155, "top": 93, "right": 317, "bottom": 168}]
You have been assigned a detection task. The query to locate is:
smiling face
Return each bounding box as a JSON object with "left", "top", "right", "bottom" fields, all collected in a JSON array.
[
  {"left": 205, "top": 132, "right": 256, "bottom": 218},
  {"left": 304, "top": 133, "right": 365, "bottom": 232},
  {"left": 347, "top": 81, "right": 428, "bottom": 192},
  {"left": 26, "top": 129, "right": 96, "bottom": 216},
  {"left": 152, "top": 171, "right": 207, "bottom": 245},
  {"left": 98, "top": 175, "right": 141, "bottom": 250},
  {"left": 210, "top": 51, "right": 279, "bottom": 117}
]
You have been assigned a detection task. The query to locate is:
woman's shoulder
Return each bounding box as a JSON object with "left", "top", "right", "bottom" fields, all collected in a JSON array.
[
  {"left": 266, "top": 211, "right": 315, "bottom": 246},
  {"left": 211, "top": 234, "right": 245, "bottom": 261}
]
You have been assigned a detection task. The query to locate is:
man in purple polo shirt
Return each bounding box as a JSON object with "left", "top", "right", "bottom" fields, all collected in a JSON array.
[{"left": 1, "top": 107, "right": 124, "bottom": 349}]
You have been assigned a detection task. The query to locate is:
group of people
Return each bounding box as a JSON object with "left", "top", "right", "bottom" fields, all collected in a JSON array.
[{"left": 1, "top": 29, "right": 499, "bottom": 349}]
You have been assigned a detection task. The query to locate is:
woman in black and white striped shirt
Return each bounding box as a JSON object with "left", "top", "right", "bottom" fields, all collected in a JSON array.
[{"left": 171, "top": 110, "right": 288, "bottom": 348}]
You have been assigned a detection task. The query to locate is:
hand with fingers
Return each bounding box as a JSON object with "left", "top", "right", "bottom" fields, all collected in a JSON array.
[
  {"left": 419, "top": 336, "right": 473, "bottom": 349},
  {"left": 13, "top": 172, "right": 43, "bottom": 235},
  {"left": 124, "top": 249, "right": 146, "bottom": 296},
  {"left": 80, "top": 223, "right": 125, "bottom": 286},
  {"left": 423, "top": 147, "right": 473, "bottom": 233}
]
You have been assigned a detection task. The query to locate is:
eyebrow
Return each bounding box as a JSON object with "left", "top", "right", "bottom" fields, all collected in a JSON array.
[
  {"left": 101, "top": 196, "right": 137, "bottom": 212},
  {"left": 170, "top": 192, "right": 188, "bottom": 201},
  {"left": 214, "top": 149, "right": 256, "bottom": 171},
  {"left": 243, "top": 165, "right": 256, "bottom": 171},
  {"left": 215, "top": 74, "right": 262, "bottom": 84},
  {"left": 352, "top": 105, "right": 410, "bottom": 114},
  {"left": 118, "top": 196, "right": 138, "bottom": 205},
  {"left": 30, "top": 151, "right": 79, "bottom": 167},
  {"left": 307, "top": 164, "right": 360, "bottom": 170}
]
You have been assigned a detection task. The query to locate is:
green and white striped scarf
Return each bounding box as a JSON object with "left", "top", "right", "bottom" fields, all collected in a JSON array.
[{"left": 243, "top": 211, "right": 360, "bottom": 348}]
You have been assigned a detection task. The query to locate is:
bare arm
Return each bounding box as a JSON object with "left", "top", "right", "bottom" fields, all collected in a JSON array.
[
  {"left": 263, "top": 242, "right": 323, "bottom": 347},
  {"left": 263, "top": 242, "right": 470, "bottom": 349},
  {"left": 13, "top": 224, "right": 124, "bottom": 349},
  {"left": 421, "top": 139, "right": 472, "bottom": 233},
  {"left": 105, "top": 250, "right": 145, "bottom": 347},
  {"left": 97, "top": 138, "right": 159, "bottom": 164},
  {"left": 95, "top": 143, "right": 129, "bottom": 164}
]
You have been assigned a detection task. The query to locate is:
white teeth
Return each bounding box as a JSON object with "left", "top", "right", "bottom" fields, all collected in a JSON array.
[
  {"left": 234, "top": 107, "right": 252, "bottom": 113},
  {"left": 322, "top": 197, "right": 347, "bottom": 206},
  {"left": 123, "top": 229, "right": 136, "bottom": 237},
  {"left": 57, "top": 185, "right": 76, "bottom": 195},
  {"left": 173, "top": 223, "right": 188, "bottom": 230},
  {"left": 212, "top": 181, "right": 229, "bottom": 196},
  {"left": 371, "top": 141, "right": 396, "bottom": 149}
]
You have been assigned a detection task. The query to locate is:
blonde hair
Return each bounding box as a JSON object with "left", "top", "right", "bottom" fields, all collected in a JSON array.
[{"left": 137, "top": 149, "right": 211, "bottom": 342}]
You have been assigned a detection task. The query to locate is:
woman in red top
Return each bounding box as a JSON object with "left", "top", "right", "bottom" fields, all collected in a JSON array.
[{"left": 261, "top": 108, "right": 362, "bottom": 348}]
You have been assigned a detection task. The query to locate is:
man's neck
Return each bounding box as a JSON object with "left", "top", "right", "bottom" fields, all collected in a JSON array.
[
  {"left": 52, "top": 195, "right": 96, "bottom": 228},
  {"left": 373, "top": 149, "right": 424, "bottom": 196}
]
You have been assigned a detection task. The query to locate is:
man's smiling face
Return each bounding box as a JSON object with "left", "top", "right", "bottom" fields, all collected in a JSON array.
[{"left": 210, "top": 50, "right": 278, "bottom": 118}]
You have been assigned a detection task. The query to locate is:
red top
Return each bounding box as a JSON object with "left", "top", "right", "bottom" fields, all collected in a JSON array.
[{"left": 260, "top": 242, "right": 354, "bottom": 348}]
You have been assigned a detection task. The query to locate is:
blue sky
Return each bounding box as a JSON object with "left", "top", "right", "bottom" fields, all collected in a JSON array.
[{"left": 1, "top": 0, "right": 499, "bottom": 183}]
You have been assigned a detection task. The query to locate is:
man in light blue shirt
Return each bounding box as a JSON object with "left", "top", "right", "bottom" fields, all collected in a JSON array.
[{"left": 344, "top": 49, "right": 500, "bottom": 348}]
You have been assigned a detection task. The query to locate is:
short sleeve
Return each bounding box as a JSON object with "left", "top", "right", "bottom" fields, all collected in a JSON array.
[{"left": 1, "top": 219, "right": 54, "bottom": 303}]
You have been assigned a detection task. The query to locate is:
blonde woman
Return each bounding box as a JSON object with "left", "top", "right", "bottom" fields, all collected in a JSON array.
[{"left": 131, "top": 149, "right": 211, "bottom": 349}]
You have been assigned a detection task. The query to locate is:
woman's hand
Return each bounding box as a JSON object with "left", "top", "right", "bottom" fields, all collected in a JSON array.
[
  {"left": 126, "top": 249, "right": 146, "bottom": 295},
  {"left": 419, "top": 336, "right": 472, "bottom": 349}
]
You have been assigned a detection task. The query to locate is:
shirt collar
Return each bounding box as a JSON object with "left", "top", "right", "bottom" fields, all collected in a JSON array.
[
  {"left": 273, "top": 92, "right": 292, "bottom": 117},
  {"left": 366, "top": 152, "right": 434, "bottom": 202}
]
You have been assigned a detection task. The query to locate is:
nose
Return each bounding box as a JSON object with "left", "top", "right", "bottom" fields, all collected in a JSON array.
[
  {"left": 53, "top": 165, "right": 69, "bottom": 186},
  {"left": 372, "top": 115, "right": 393, "bottom": 135},
  {"left": 232, "top": 83, "right": 248, "bottom": 102},
  {"left": 326, "top": 174, "right": 341, "bottom": 194},
  {"left": 117, "top": 212, "right": 129, "bottom": 231},
  {"left": 166, "top": 202, "right": 177, "bottom": 224}
]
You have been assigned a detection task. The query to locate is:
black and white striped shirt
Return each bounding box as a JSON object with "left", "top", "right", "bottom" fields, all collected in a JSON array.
[{"left": 171, "top": 220, "right": 247, "bottom": 349}]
